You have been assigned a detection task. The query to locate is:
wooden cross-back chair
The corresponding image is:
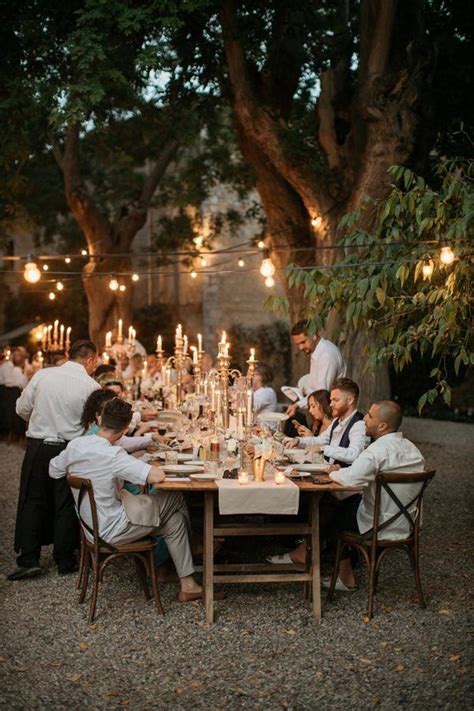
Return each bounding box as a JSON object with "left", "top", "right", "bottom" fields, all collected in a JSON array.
[
  {"left": 67, "top": 474, "right": 164, "bottom": 623},
  {"left": 326, "top": 469, "right": 435, "bottom": 619}
]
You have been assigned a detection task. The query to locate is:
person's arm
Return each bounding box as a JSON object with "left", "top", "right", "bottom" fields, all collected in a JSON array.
[
  {"left": 117, "top": 433, "right": 154, "bottom": 453},
  {"left": 322, "top": 420, "right": 368, "bottom": 464},
  {"left": 15, "top": 372, "right": 39, "bottom": 420},
  {"left": 299, "top": 428, "right": 331, "bottom": 447},
  {"left": 146, "top": 465, "right": 166, "bottom": 485},
  {"left": 49, "top": 448, "right": 70, "bottom": 479},
  {"left": 114, "top": 449, "right": 165, "bottom": 486},
  {"left": 329, "top": 448, "right": 379, "bottom": 487}
]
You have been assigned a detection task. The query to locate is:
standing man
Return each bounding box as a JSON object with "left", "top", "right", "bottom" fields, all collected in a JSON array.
[
  {"left": 8, "top": 340, "right": 100, "bottom": 580},
  {"left": 1, "top": 348, "right": 29, "bottom": 438}
]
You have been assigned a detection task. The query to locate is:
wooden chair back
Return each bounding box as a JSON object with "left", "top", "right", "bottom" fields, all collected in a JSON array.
[{"left": 67, "top": 474, "right": 117, "bottom": 554}]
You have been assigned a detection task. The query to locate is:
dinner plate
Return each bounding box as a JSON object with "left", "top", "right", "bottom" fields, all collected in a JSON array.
[
  {"left": 189, "top": 472, "right": 219, "bottom": 481},
  {"left": 257, "top": 412, "right": 289, "bottom": 422},
  {"left": 155, "top": 452, "right": 194, "bottom": 462},
  {"left": 294, "top": 463, "right": 328, "bottom": 472},
  {"left": 287, "top": 470, "right": 312, "bottom": 477},
  {"left": 162, "top": 464, "right": 204, "bottom": 474},
  {"left": 186, "top": 459, "right": 205, "bottom": 467}
]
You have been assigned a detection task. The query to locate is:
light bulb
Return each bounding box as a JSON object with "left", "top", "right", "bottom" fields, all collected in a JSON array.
[
  {"left": 65, "top": 257, "right": 71, "bottom": 264},
  {"left": 24, "top": 261, "right": 41, "bottom": 283},
  {"left": 132, "top": 273, "right": 140, "bottom": 282},
  {"left": 260, "top": 255, "right": 276, "bottom": 278},
  {"left": 193, "top": 236, "right": 203, "bottom": 249},
  {"left": 119, "top": 284, "right": 126, "bottom": 292},
  {"left": 440, "top": 245, "right": 455, "bottom": 265},
  {"left": 42, "top": 264, "right": 49, "bottom": 271},
  {"left": 200, "top": 257, "right": 208, "bottom": 267},
  {"left": 265, "top": 276, "right": 275, "bottom": 288},
  {"left": 311, "top": 216, "right": 322, "bottom": 229},
  {"left": 190, "top": 270, "right": 197, "bottom": 279},
  {"left": 56, "top": 281, "right": 64, "bottom": 291},
  {"left": 81, "top": 249, "right": 88, "bottom": 256},
  {"left": 238, "top": 258, "right": 245, "bottom": 267},
  {"left": 48, "top": 292, "right": 56, "bottom": 300},
  {"left": 109, "top": 277, "right": 119, "bottom": 291},
  {"left": 257, "top": 240, "right": 265, "bottom": 249},
  {"left": 422, "top": 261, "right": 434, "bottom": 279}
]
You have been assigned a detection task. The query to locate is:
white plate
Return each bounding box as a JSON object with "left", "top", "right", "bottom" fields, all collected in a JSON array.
[
  {"left": 163, "top": 464, "right": 204, "bottom": 474},
  {"left": 294, "top": 463, "right": 328, "bottom": 472},
  {"left": 287, "top": 470, "right": 312, "bottom": 477},
  {"left": 186, "top": 459, "right": 205, "bottom": 467},
  {"left": 189, "top": 473, "right": 219, "bottom": 481},
  {"left": 155, "top": 452, "right": 194, "bottom": 462},
  {"left": 257, "top": 412, "right": 289, "bottom": 422}
]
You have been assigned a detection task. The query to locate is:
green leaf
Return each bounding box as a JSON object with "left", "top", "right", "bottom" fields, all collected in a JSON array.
[{"left": 375, "top": 287, "right": 386, "bottom": 306}]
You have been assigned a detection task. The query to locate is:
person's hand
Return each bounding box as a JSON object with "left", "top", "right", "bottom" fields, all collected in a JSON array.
[
  {"left": 151, "top": 432, "right": 166, "bottom": 444},
  {"left": 326, "top": 463, "right": 341, "bottom": 474},
  {"left": 307, "top": 444, "right": 322, "bottom": 454},
  {"left": 286, "top": 403, "right": 298, "bottom": 418},
  {"left": 286, "top": 437, "right": 300, "bottom": 449},
  {"left": 135, "top": 423, "right": 152, "bottom": 436},
  {"left": 147, "top": 465, "right": 166, "bottom": 484},
  {"left": 295, "top": 423, "right": 312, "bottom": 437}
]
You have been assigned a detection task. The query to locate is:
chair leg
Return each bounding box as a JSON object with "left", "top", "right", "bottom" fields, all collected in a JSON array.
[
  {"left": 79, "top": 549, "right": 90, "bottom": 604},
  {"left": 76, "top": 538, "right": 86, "bottom": 590},
  {"left": 135, "top": 556, "right": 151, "bottom": 601},
  {"left": 326, "top": 538, "right": 344, "bottom": 603},
  {"left": 148, "top": 551, "right": 164, "bottom": 615},
  {"left": 367, "top": 547, "right": 378, "bottom": 620},
  {"left": 304, "top": 539, "right": 311, "bottom": 601},
  {"left": 88, "top": 559, "right": 100, "bottom": 624},
  {"left": 409, "top": 543, "right": 426, "bottom": 608}
]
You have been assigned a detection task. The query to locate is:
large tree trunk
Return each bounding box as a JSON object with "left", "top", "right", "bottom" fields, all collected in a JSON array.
[{"left": 220, "top": 0, "right": 433, "bottom": 405}]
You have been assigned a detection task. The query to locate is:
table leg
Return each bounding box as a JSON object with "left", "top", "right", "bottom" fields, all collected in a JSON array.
[
  {"left": 203, "top": 491, "right": 214, "bottom": 624},
  {"left": 311, "top": 493, "right": 321, "bottom": 620}
]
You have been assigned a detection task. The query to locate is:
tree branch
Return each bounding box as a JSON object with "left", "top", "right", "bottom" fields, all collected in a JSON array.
[{"left": 140, "top": 137, "right": 180, "bottom": 206}]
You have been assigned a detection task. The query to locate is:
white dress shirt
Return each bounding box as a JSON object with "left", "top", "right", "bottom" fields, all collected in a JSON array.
[
  {"left": 0, "top": 360, "right": 28, "bottom": 389},
  {"left": 49, "top": 434, "right": 151, "bottom": 542},
  {"left": 329, "top": 432, "right": 426, "bottom": 540},
  {"left": 300, "top": 412, "right": 368, "bottom": 464},
  {"left": 253, "top": 386, "right": 278, "bottom": 415},
  {"left": 297, "top": 338, "right": 346, "bottom": 409},
  {"left": 16, "top": 361, "right": 100, "bottom": 441}
]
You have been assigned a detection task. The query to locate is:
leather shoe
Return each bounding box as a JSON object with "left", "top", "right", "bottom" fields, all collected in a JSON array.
[
  {"left": 178, "top": 590, "right": 226, "bottom": 602},
  {"left": 7, "top": 566, "right": 41, "bottom": 581}
]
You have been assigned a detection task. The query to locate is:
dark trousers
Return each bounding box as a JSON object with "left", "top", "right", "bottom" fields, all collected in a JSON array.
[
  {"left": 332, "top": 494, "right": 362, "bottom": 560},
  {"left": 4, "top": 386, "right": 26, "bottom": 436},
  {"left": 15, "top": 441, "right": 79, "bottom": 568}
]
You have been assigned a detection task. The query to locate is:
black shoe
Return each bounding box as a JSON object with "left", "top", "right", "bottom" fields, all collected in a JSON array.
[
  {"left": 7, "top": 566, "right": 42, "bottom": 581},
  {"left": 58, "top": 563, "right": 78, "bottom": 576}
]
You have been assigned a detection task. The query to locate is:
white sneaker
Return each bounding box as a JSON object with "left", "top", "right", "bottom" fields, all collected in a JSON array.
[
  {"left": 266, "top": 553, "right": 295, "bottom": 565},
  {"left": 322, "top": 576, "right": 357, "bottom": 592}
]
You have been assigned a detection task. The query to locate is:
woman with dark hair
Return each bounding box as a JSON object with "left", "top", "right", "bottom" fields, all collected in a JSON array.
[{"left": 292, "top": 389, "right": 332, "bottom": 438}]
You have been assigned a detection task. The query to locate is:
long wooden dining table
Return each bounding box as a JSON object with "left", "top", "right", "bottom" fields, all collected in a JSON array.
[{"left": 155, "top": 476, "right": 359, "bottom": 623}]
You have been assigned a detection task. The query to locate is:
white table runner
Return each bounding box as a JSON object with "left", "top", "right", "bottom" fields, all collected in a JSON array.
[{"left": 216, "top": 471, "right": 299, "bottom": 515}]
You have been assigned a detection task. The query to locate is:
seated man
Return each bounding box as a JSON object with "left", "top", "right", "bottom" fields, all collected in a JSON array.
[
  {"left": 323, "top": 400, "right": 425, "bottom": 591},
  {"left": 49, "top": 398, "right": 204, "bottom": 602}
]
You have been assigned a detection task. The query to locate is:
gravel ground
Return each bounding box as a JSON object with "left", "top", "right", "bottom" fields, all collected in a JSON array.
[{"left": 0, "top": 417, "right": 472, "bottom": 710}]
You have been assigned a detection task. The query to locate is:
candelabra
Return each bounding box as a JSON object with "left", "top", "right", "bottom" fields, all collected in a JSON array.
[{"left": 40, "top": 321, "right": 71, "bottom": 364}]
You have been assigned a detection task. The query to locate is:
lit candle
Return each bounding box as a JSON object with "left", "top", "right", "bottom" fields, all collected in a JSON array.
[
  {"left": 275, "top": 471, "right": 286, "bottom": 485},
  {"left": 157, "top": 335, "right": 162, "bottom": 352},
  {"left": 37, "top": 350, "right": 44, "bottom": 368},
  {"left": 198, "top": 333, "right": 203, "bottom": 352},
  {"left": 191, "top": 346, "right": 198, "bottom": 365},
  {"left": 249, "top": 348, "right": 256, "bottom": 363},
  {"left": 59, "top": 324, "right": 64, "bottom": 349},
  {"left": 238, "top": 471, "right": 249, "bottom": 485},
  {"left": 183, "top": 335, "right": 188, "bottom": 355},
  {"left": 118, "top": 318, "right": 123, "bottom": 340},
  {"left": 176, "top": 323, "right": 182, "bottom": 341},
  {"left": 66, "top": 326, "right": 71, "bottom": 350},
  {"left": 47, "top": 325, "right": 52, "bottom": 349},
  {"left": 246, "top": 387, "right": 253, "bottom": 428},
  {"left": 128, "top": 326, "right": 133, "bottom": 343},
  {"left": 105, "top": 331, "right": 112, "bottom": 349},
  {"left": 53, "top": 319, "right": 59, "bottom": 342},
  {"left": 102, "top": 352, "right": 109, "bottom": 364},
  {"left": 220, "top": 330, "right": 227, "bottom": 345}
]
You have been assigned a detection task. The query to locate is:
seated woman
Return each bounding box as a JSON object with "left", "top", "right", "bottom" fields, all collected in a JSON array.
[
  {"left": 289, "top": 389, "right": 332, "bottom": 440},
  {"left": 99, "top": 376, "right": 151, "bottom": 435},
  {"left": 253, "top": 363, "right": 278, "bottom": 415}
]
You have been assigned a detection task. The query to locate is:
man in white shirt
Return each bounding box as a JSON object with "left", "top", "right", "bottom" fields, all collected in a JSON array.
[
  {"left": 287, "top": 320, "right": 346, "bottom": 417},
  {"left": 8, "top": 340, "right": 100, "bottom": 581},
  {"left": 49, "top": 398, "right": 206, "bottom": 601},
  {"left": 1, "top": 349, "right": 29, "bottom": 438},
  {"left": 253, "top": 363, "right": 278, "bottom": 415},
  {"left": 323, "top": 400, "right": 425, "bottom": 591}
]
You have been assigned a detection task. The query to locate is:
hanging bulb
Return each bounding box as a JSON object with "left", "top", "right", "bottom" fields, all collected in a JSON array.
[
  {"left": 200, "top": 256, "right": 208, "bottom": 267},
  {"left": 238, "top": 258, "right": 245, "bottom": 267},
  {"left": 265, "top": 276, "right": 275, "bottom": 288},
  {"left": 119, "top": 284, "right": 126, "bottom": 292},
  {"left": 260, "top": 248, "right": 275, "bottom": 278},
  {"left": 48, "top": 292, "right": 56, "bottom": 301},
  {"left": 190, "top": 270, "right": 197, "bottom": 279},
  {"left": 440, "top": 244, "right": 455, "bottom": 265},
  {"left": 193, "top": 235, "right": 203, "bottom": 249},
  {"left": 109, "top": 276, "right": 119, "bottom": 291},
  {"left": 24, "top": 261, "right": 41, "bottom": 283},
  {"left": 65, "top": 257, "right": 71, "bottom": 264},
  {"left": 257, "top": 240, "right": 265, "bottom": 250},
  {"left": 42, "top": 264, "right": 49, "bottom": 271},
  {"left": 311, "top": 215, "right": 322, "bottom": 229},
  {"left": 56, "top": 281, "right": 64, "bottom": 291},
  {"left": 81, "top": 249, "right": 88, "bottom": 256},
  {"left": 132, "top": 273, "right": 140, "bottom": 282},
  {"left": 422, "top": 261, "right": 434, "bottom": 279}
]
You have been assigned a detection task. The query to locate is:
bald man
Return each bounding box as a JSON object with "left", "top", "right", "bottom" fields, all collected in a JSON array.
[{"left": 323, "top": 400, "right": 425, "bottom": 591}]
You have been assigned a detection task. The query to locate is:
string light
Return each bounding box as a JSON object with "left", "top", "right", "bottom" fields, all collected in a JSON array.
[
  {"left": 48, "top": 292, "right": 56, "bottom": 300},
  {"left": 131, "top": 273, "right": 140, "bottom": 282},
  {"left": 200, "top": 256, "right": 208, "bottom": 267},
  {"left": 422, "top": 261, "right": 434, "bottom": 279},
  {"left": 109, "top": 276, "right": 119, "bottom": 291},
  {"left": 238, "top": 258, "right": 245, "bottom": 267},
  {"left": 81, "top": 249, "right": 88, "bottom": 256},
  {"left": 24, "top": 261, "right": 41, "bottom": 283},
  {"left": 190, "top": 270, "right": 197, "bottom": 279},
  {"left": 119, "top": 284, "right": 126, "bottom": 292},
  {"left": 311, "top": 216, "right": 322, "bottom": 229},
  {"left": 56, "top": 281, "right": 64, "bottom": 291},
  {"left": 193, "top": 236, "right": 203, "bottom": 249},
  {"left": 264, "top": 276, "right": 275, "bottom": 288},
  {"left": 42, "top": 264, "right": 49, "bottom": 271},
  {"left": 260, "top": 249, "right": 276, "bottom": 278},
  {"left": 257, "top": 240, "right": 265, "bottom": 249},
  {"left": 65, "top": 257, "right": 71, "bottom": 264},
  {"left": 440, "top": 244, "right": 455, "bottom": 265}
]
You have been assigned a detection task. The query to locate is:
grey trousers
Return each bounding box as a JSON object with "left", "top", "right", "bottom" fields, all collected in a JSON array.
[{"left": 111, "top": 491, "right": 194, "bottom": 578}]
